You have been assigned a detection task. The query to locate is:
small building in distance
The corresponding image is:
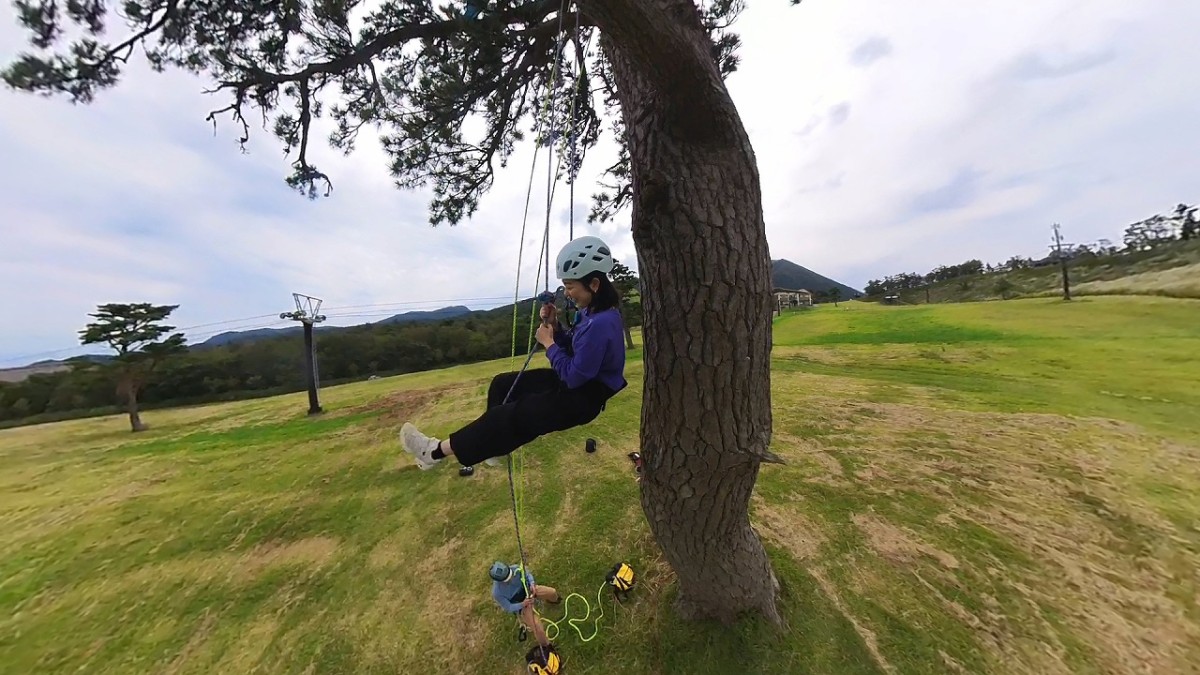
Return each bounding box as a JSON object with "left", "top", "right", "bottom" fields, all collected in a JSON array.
[{"left": 773, "top": 288, "right": 813, "bottom": 308}]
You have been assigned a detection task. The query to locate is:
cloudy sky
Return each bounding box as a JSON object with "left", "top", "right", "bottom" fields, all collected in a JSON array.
[{"left": 2, "top": 0, "right": 1198, "bottom": 365}]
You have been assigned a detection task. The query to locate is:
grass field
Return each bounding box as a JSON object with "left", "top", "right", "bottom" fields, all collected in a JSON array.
[{"left": 2, "top": 297, "right": 1198, "bottom": 674}]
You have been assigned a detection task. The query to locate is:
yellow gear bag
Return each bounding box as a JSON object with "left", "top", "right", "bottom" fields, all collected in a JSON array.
[
  {"left": 526, "top": 644, "right": 561, "bottom": 675},
  {"left": 606, "top": 562, "right": 636, "bottom": 602}
]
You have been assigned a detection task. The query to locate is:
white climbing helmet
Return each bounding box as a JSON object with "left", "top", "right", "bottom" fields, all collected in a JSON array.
[{"left": 556, "top": 235, "right": 614, "bottom": 280}]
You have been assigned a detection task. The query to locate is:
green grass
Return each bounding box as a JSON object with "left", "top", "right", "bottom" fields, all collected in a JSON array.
[
  {"left": 773, "top": 296, "right": 1200, "bottom": 439},
  {"left": 3, "top": 298, "right": 1199, "bottom": 673}
]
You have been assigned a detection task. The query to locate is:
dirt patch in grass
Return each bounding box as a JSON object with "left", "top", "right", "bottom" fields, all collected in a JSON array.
[
  {"left": 818, "top": 399, "right": 1200, "bottom": 673},
  {"left": 351, "top": 387, "right": 447, "bottom": 424},
  {"left": 233, "top": 536, "right": 340, "bottom": 582},
  {"left": 853, "top": 514, "right": 959, "bottom": 570},
  {"left": 215, "top": 614, "right": 280, "bottom": 672},
  {"left": 779, "top": 431, "right": 846, "bottom": 476},
  {"left": 412, "top": 536, "right": 465, "bottom": 578},
  {"left": 753, "top": 499, "right": 825, "bottom": 561},
  {"left": 367, "top": 532, "right": 412, "bottom": 570}
]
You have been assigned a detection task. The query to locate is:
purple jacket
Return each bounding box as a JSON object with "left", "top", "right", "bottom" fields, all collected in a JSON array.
[{"left": 546, "top": 307, "right": 627, "bottom": 394}]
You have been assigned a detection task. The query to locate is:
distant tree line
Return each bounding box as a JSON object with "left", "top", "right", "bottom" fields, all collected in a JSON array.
[
  {"left": 863, "top": 202, "right": 1197, "bottom": 297},
  {"left": 1, "top": 264, "right": 643, "bottom": 428},
  {"left": 1, "top": 306, "right": 536, "bottom": 427}
]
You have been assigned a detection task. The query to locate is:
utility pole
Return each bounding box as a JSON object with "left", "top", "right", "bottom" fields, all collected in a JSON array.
[
  {"left": 1051, "top": 223, "right": 1072, "bottom": 301},
  {"left": 280, "top": 293, "right": 326, "bottom": 415}
]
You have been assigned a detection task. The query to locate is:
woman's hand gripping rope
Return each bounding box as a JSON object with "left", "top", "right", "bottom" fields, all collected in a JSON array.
[{"left": 536, "top": 300, "right": 557, "bottom": 349}]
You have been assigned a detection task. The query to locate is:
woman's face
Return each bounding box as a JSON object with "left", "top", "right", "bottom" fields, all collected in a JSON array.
[{"left": 563, "top": 278, "right": 599, "bottom": 308}]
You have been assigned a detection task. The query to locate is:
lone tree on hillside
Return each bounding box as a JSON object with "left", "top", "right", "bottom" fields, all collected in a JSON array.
[
  {"left": 79, "top": 303, "right": 187, "bottom": 432},
  {"left": 4, "top": 0, "right": 796, "bottom": 624}
]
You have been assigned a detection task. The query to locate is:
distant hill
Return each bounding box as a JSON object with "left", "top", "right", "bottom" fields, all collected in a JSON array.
[
  {"left": 0, "top": 354, "right": 112, "bottom": 383},
  {"left": 373, "top": 305, "right": 473, "bottom": 326},
  {"left": 772, "top": 259, "right": 862, "bottom": 297},
  {"left": 194, "top": 305, "right": 475, "bottom": 349}
]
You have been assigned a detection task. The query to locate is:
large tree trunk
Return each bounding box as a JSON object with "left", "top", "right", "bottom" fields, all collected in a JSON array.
[{"left": 581, "top": 0, "right": 781, "bottom": 625}]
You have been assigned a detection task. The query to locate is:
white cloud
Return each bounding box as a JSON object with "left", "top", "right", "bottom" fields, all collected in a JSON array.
[
  {"left": 2, "top": 0, "right": 1199, "bottom": 363},
  {"left": 731, "top": 0, "right": 1200, "bottom": 275}
]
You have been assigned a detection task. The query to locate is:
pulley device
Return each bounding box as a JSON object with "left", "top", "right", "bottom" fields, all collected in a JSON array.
[{"left": 537, "top": 287, "right": 575, "bottom": 328}]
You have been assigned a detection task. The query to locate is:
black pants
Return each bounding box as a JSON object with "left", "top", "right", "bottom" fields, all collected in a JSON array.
[{"left": 448, "top": 368, "right": 615, "bottom": 467}]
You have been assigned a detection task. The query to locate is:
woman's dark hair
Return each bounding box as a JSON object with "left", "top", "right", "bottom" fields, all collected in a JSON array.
[{"left": 581, "top": 271, "right": 621, "bottom": 312}]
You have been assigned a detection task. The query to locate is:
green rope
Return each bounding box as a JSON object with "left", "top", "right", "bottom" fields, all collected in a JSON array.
[
  {"left": 537, "top": 580, "right": 611, "bottom": 643},
  {"left": 507, "top": 0, "right": 572, "bottom": 601},
  {"left": 505, "top": 12, "right": 618, "bottom": 657}
]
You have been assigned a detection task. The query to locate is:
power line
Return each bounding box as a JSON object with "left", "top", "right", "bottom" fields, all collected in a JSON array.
[{"left": 175, "top": 313, "right": 282, "bottom": 332}]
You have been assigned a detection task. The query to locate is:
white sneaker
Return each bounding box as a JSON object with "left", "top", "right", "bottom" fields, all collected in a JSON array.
[
  {"left": 400, "top": 422, "right": 442, "bottom": 470},
  {"left": 484, "top": 456, "right": 504, "bottom": 467}
]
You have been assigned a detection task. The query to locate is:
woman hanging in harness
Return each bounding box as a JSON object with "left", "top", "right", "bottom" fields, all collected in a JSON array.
[{"left": 400, "top": 236, "right": 627, "bottom": 470}]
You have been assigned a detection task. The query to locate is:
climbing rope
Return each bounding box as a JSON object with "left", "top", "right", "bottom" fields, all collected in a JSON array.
[
  {"left": 499, "top": 3, "right": 623, "bottom": 659},
  {"left": 538, "top": 579, "right": 611, "bottom": 643},
  {"left": 503, "top": 0, "right": 574, "bottom": 598}
]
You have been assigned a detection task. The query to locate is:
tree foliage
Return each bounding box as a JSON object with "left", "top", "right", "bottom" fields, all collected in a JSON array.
[
  {"left": 80, "top": 302, "right": 186, "bottom": 358},
  {"left": 3, "top": 0, "right": 751, "bottom": 223},
  {"left": 76, "top": 302, "right": 187, "bottom": 430}
]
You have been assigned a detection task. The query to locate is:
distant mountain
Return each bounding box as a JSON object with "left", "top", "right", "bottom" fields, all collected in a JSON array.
[
  {"left": 771, "top": 259, "right": 862, "bottom": 297},
  {"left": 193, "top": 304, "right": 476, "bottom": 350},
  {"left": 373, "top": 305, "right": 473, "bottom": 326},
  {"left": 195, "top": 326, "right": 306, "bottom": 349}
]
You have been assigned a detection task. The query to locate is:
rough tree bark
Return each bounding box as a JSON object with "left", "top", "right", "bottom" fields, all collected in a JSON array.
[
  {"left": 117, "top": 378, "right": 146, "bottom": 433},
  {"left": 580, "top": 0, "right": 782, "bottom": 625}
]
